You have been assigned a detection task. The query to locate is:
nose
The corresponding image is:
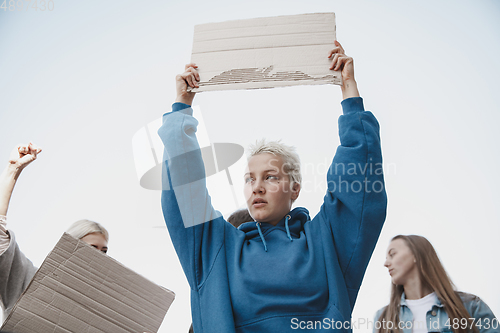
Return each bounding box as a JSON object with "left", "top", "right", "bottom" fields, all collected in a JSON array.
[
  {"left": 252, "top": 178, "right": 266, "bottom": 194},
  {"left": 384, "top": 258, "right": 390, "bottom": 268}
]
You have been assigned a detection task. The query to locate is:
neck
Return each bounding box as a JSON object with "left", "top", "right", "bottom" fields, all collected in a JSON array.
[{"left": 404, "top": 278, "right": 433, "bottom": 300}]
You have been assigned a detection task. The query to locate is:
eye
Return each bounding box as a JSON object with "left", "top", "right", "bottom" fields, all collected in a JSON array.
[
  {"left": 102, "top": 249, "right": 108, "bottom": 254},
  {"left": 265, "top": 175, "right": 279, "bottom": 181},
  {"left": 245, "top": 177, "right": 254, "bottom": 184}
]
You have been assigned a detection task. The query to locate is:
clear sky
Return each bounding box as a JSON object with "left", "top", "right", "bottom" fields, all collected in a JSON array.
[{"left": 1, "top": 0, "right": 499, "bottom": 331}]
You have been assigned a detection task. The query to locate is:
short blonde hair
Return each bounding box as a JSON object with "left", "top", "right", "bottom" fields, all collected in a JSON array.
[
  {"left": 248, "top": 139, "right": 301, "bottom": 186},
  {"left": 65, "top": 219, "right": 109, "bottom": 242}
]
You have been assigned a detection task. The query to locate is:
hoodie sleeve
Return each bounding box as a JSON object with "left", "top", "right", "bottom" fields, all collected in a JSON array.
[
  {"left": 158, "top": 103, "right": 226, "bottom": 290},
  {"left": 317, "top": 97, "right": 387, "bottom": 307}
]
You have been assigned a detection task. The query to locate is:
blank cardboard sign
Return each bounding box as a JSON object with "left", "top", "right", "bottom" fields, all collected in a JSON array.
[
  {"left": 1, "top": 233, "right": 175, "bottom": 333},
  {"left": 190, "top": 12, "right": 341, "bottom": 92}
]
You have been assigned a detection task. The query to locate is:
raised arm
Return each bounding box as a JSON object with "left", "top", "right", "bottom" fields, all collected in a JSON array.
[
  {"left": 318, "top": 42, "right": 387, "bottom": 307},
  {"left": 0, "top": 143, "right": 42, "bottom": 216},
  {"left": 158, "top": 64, "right": 227, "bottom": 289},
  {"left": 0, "top": 143, "right": 41, "bottom": 255},
  {"left": 0, "top": 143, "right": 41, "bottom": 317}
]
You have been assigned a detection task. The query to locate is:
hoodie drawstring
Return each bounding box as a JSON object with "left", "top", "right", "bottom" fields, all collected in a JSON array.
[
  {"left": 256, "top": 222, "right": 268, "bottom": 252},
  {"left": 255, "top": 215, "right": 293, "bottom": 251},
  {"left": 285, "top": 215, "right": 293, "bottom": 242}
]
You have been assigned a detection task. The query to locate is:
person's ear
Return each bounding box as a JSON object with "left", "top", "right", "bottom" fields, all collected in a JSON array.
[{"left": 291, "top": 182, "right": 301, "bottom": 201}]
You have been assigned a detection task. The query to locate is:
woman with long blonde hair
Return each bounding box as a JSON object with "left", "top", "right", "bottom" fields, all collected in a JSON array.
[{"left": 375, "top": 235, "right": 497, "bottom": 333}]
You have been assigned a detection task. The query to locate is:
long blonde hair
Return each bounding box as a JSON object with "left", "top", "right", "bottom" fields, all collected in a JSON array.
[{"left": 376, "top": 235, "right": 478, "bottom": 333}]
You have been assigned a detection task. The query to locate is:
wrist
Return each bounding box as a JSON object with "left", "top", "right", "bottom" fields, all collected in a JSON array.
[
  {"left": 175, "top": 93, "right": 195, "bottom": 105},
  {"left": 2, "top": 164, "right": 21, "bottom": 181},
  {"left": 341, "top": 79, "right": 360, "bottom": 100}
]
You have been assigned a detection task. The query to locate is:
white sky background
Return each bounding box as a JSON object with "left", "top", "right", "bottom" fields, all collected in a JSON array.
[{"left": 1, "top": 0, "right": 499, "bottom": 331}]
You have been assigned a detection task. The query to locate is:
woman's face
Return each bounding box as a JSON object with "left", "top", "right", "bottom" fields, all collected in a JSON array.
[
  {"left": 243, "top": 153, "right": 300, "bottom": 226},
  {"left": 384, "top": 238, "right": 418, "bottom": 286},
  {"left": 80, "top": 232, "right": 108, "bottom": 254}
]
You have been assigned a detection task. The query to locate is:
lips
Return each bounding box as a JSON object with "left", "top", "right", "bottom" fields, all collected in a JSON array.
[
  {"left": 252, "top": 198, "right": 267, "bottom": 207},
  {"left": 388, "top": 269, "right": 394, "bottom": 276}
]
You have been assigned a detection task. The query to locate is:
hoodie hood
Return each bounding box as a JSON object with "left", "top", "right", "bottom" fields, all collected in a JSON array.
[{"left": 239, "top": 207, "right": 310, "bottom": 250}]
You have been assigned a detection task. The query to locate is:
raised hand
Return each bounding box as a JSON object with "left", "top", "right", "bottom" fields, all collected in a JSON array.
[
  {"left": 175, "top": 63, "right": 200, "bottom": 105},
  {"left": 8, "top": 143, "right": 42, "bottom": 173},
  {"left": 328, "top": 41, "right": 359, "bottom": 99}
]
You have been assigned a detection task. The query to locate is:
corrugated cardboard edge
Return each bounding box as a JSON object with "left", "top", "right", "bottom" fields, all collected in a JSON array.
[{"left": 1, "top": 233, "right": 175, "bottom": 333}]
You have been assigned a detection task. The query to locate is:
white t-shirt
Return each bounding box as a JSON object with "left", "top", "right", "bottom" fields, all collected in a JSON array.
[{"left": 405, "top": 292, "right": 438, "bottom": 333}]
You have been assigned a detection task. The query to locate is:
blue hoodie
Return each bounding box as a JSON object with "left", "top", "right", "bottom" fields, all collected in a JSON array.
[{"left": 159, "top": 97, "right": 387, "bottom": 332}]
